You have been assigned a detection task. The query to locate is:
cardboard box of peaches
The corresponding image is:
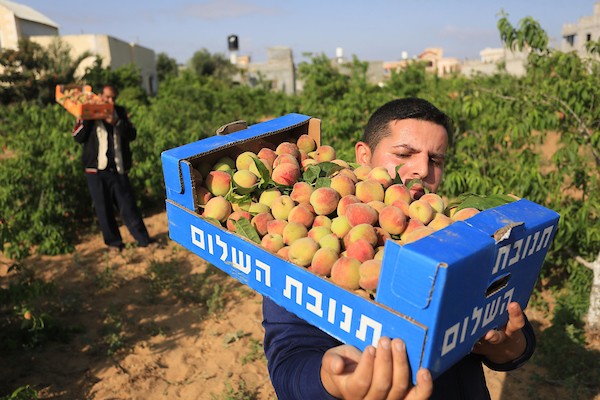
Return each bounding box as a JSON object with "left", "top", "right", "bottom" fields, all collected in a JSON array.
[
  {"left": 161, "top": 113, "right": 560, "bottom": 382},
  {"left": 55, "top": 84, "right": 113, "bottom": 120}
]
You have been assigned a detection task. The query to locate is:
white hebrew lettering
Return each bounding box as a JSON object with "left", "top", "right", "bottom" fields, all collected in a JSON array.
[
  {"left": 493, "top": 245, "right": 510, "bottom": 274},
  {"left": 255, "top": 260, "right": 271, "bottom": 287},
  {"left": 340, "top": 305, "right": 352, "bottom": 332},
  {"left": 284, "top": 276, "right": 302, "bottom": 304},
  {"left": 306, "top": 287, "right": 324, "bottom": 317},
  {"left": 441, "top": 322, "right": 460, "bottom": 356},
  {"left": 482, "top": 297, "right": 501, "bottom": 327},
  {"left": 215, "top": 235, "right": 227, "bottom": 261},
  {"left": 509, "top": 239, "right": 523, "bottom": 266},
  {"left": 327, "top": 299, "right": 337, "bottom": 323},
  {"left": 356, "top": 315, "right": 382, "bottom": 347},
  {"left": 191, "top": 226, "right": 205, "bottom": 250}
]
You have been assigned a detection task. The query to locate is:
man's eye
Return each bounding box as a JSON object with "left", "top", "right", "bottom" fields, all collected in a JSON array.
[
  {"left": 431, "top": 158, "right": 444, "bottom": 166},
  {"left": 394, "top": 153, "right": 410, "bottom": 159}
]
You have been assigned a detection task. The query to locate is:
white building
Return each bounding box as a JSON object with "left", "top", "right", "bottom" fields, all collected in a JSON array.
[
  {"left": 561, "top": 1, "right": 600, "bottom": 56},
  {"left": 0, "top": 0, "right": 157, "bottom": 94}
]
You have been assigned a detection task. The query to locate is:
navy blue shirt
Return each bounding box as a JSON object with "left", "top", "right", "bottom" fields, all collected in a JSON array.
[{"left": 262, "top": 297, "right": 536, "bottom": 400}]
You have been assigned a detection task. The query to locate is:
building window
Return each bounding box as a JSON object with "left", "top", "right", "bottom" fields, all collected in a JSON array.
[
  {"left": 565, "top": 35, "right": 576, "bottom": 47},
  {"left": 587, "top": 33, "right": 592, "bottom": 42}
]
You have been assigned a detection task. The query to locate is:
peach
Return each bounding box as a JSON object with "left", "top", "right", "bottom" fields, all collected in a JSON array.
[
  {"left": 313, "top": 215, "right": 332, "bottom": 229},
  {"left": 428, "top": 213, "right": 454, "bottom": 231},
  {"left": 332, "top": 159, "right": 350, "bottom": 169},
  {"left": 391, "top": 199, "right": 411, "bottom": 216},
  {"left": 313, "top": 145, "right": 336, "bottom": 162},
  {"left": 287, "top": 203, "right": 315, "bottom": 228},
  {"left": 296, "top": 134, "right": 317, "bottom": 153},
  {"left": 452, "top": 207, "right": 481, "bottom": 221},
  {"left": 318, "top": 233, "right": 341, "bottom": 254},
  {"left": 277, "top": 246, "right": 290, "bottom": 260},
  {"left": 203, "top": 196, "right": 232, "bottom": 223},
  {"left": 233, "top": 169, "right": 258, "bottom": 194},
  {"left": 213, "top": 156, "right": 235, "bottom": 172},
  {"left": 271, "top": 162, "right": 301, "bottom": 186},
  {"left": 402, "top": 226, "right": 435, "bottom": 244},
  {"left": 359, "top": 259, "right": 382, "bottom": 291},
  {"left": 330, "top": 256, "right": 362, "bottom": 290},
  {"left": 309, "top": 247, "right": 339, "bottom": 276},
  {"left": 367, "top": 166, "right": 393, "bottom": 189},
  {"left": 345, "top": 203, "right": 379, "bottom": 227},
  {"left": 401, "top": 218, "right": 426, "bottom": 241},
  {"left": 261, "top": 233, "right": 285, "bottom": 253},
  {"left": 288, "top": 237, "right": 319, "bottom": 267},
  {"left": 346, "top": 238, "right": 375, "bottom": 263},
  {"left": 355, "top": 179, "right": 385, "bottom": 203},
  {"left": 248, "top": 202, "right": 271, "bottom": 214},
  {"left": 251, "top": 212, "right": 275, "bottom": 237},
  {"left": 374, "top": 227, "right": 391, "bottom": 246},
  {"left": 374, "top": 246, "right": 385, "bottom": 261},
  {"left": 235, "top": 151, "right": 257, "bottom": 170},
  {"left": 331, "top": 215, "right": 352, "bottom": 238},
  {"left": 365, "top": 201, "right": 384, "bottom": 214},
  {"left": 408, "top": 199, "right": 435, "bottom": 225},
  {"left": 270, "top": 195, "right": 295, "bottom": 220},
  {"left": 344, "top": 224, "right": 378, "bottom": 248},
  {"left": 257, "top": 147, "right": 278, "bottom": 166},
  {"left": 420, "top": 193, "right": 445, "bottom": 214},
  {"left": 384, "top": 184, "right": 412, "bottom": 206},
  {"left": 308, "top": 225, "right": 332, "bottom": 243},
  {"left": 330, "top": 174, "right": 356, "bottom": 197},
  {"left": 249, "top": 158, "right": 273, "bottom": 177},
  {"left": 282, "top": 221, "right": 309, "bottom": 245},
  {"left": 290, "top": 181, "right": 314, "bottom": 204},
  {"left": 195, "top": 186, "right": 213, "bottom": 206},
  {"left": 353, "top": 165, "right": 372, "bottom": 181},
  {"left": 337, "top": 194, "right": 361, "bottom": 216},
  {"left": 336, "top": 168, "right": 358, "bottom": 183},
  {"left": 226, "top": 210, "right": 251, "bottom": 232},
  {"left": 272, "top": 153, "right": 300, "bottom": 169},
  {"left": 258, "top": 188, "right": 282, "bottom": 208},
  {"left": 276, "top": 141, "right": 300, "bottom": 160},
  {"left": 301, "top": 158, "right": 318, "bottom": 169},
  {"left": 378, "top": 206, "right": 408, "bottom": 235},
  {"left": 267, "top": 219, "right": 288, "bottom": 236},
  {"left": 309, "top": 187, "right": 340, "bottom": 216},
  {"left": 205, "top": 170, "right": 232, "bottom": 196}
]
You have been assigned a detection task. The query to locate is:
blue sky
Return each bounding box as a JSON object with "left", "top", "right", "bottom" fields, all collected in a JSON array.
[{"left": 18, "top": 0, "right": 597, "bottom": 64}]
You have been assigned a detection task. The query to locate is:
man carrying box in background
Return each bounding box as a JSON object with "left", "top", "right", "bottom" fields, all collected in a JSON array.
[
  {"left": 262, "top": 98, "right": 536, "bottom": 399},
  {"left": 72, "top": 85, "right": 155, "bottom": 253}
]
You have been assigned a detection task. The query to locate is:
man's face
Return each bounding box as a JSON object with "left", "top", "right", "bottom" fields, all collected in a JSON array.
[
  {"left": 356, "top": 119, "right": 448, "bottom": 200},
  {"left": 101, "top": 87, "right": 117, "bottom": 104}
]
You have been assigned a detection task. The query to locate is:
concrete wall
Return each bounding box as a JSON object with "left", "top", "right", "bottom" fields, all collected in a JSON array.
[
  {"left": 31, "top": 34, "right": 157, "bottom": 95},
  {"left": 244, "top": 46, "right": 296, "bottom": 94},
  {"left": 0, "top": 4, "right": 57, "bottom": 50}
]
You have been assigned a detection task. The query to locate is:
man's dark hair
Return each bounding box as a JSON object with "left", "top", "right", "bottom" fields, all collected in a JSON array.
[
  {"left": 102, "top": 84, "right": 118, "bottom": 97},
  {"left": 362, "top": 98, "right": 453, "bottom": 151}
]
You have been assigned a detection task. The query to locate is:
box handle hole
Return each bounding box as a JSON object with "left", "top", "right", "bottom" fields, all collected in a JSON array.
[{"left": 485, "top": 274, "right": 511, "bottom": 298}]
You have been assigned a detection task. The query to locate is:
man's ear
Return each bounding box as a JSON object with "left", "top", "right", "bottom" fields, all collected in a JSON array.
[{"left": 355, "top": 141, "right": 372, "bottom": 166}]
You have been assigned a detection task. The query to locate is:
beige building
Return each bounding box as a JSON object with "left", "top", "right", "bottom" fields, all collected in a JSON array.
[
  {"left": 460, "top": 47, "right": 528, "bottom": 77},
  {"left": 1, "top": 0, "right": 157, "bottom": 94},
  {"left": 237, "top": 46, "right": 296, "bottom": 94},
  {"left": 561, "top": 1, "right": 600, "bottom": 56},
  {"left": 0, "top": 0, "right": 58, "bottom": 50}
]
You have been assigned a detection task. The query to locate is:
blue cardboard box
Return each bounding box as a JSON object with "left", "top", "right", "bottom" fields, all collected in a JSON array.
[{"left": 161, "top": 113, "right": 560, "bottom": 382}]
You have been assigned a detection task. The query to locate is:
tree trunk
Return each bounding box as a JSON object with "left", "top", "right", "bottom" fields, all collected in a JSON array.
[{"left": 577, "top": 251, "right": 600, "bottom": 330}]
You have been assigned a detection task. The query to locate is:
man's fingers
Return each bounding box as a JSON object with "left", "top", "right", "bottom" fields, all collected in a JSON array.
[
  {"left": 388, "top": 339, "right": 410, "bottom": 398},
  {"left": 506, "top": 302, "right": 526, "bottom": 336},
  {"left": 406, "top": 369, "right": 433, "bottom": 400}
]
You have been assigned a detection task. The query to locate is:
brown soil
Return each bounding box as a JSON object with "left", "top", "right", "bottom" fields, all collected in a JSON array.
[{"left": 0, "top": 211, "right": 592, "bottom": 400}]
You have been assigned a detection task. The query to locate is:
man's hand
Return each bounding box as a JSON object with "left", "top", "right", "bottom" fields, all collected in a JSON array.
[
  {"left": 320, "top": 337, "right": 432, "bottom": 400},
  {"left": 472, "top": 302, "right": 527, "bottom": 364}
]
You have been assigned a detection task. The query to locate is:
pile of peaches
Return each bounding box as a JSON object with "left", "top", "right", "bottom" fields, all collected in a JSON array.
[{"left": 193, "top": 134, "right": 479, "bottom": 297}]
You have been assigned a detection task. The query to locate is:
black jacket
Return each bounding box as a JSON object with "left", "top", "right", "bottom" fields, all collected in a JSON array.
[{"left": 72, "top": 105, "right": 137, "bottom": 173}]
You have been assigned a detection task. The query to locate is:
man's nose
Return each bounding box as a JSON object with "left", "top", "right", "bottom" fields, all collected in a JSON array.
[{"left": 410, "top": 154, "right": 429, "bottom": 180}]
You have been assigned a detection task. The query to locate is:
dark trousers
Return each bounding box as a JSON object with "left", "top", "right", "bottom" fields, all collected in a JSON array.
[{"left": 85, "top": 170, "right": 150, "bottom": 248}]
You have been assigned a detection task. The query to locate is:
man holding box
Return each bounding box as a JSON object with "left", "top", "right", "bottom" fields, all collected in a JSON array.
[
  {"left": 72, "top": 85, "right": 154, "bottom": 252},
  {"left": 262, "top": 98, "right": 536, "bottom": 399}
]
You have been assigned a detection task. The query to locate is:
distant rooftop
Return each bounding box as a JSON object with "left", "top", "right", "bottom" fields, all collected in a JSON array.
[{"left": 0, "top": 0, "right": 59, "bottom": 28}]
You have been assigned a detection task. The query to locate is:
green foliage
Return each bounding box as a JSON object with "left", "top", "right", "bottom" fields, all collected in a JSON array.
[
  {"left": 0, "top": 386, "right": 38, "bottom": 400},
  {"left": 188, "top": 48, "right": 238, "bottom": 80},
  {"left": 156, "top": 52, "right": 179, "bottom": 82},
  {"left": 81, "top": 58, "right": 144, "bottom": 94}
]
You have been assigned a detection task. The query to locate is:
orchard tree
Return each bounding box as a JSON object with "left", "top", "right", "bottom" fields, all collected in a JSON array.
[
  {"left": 188, "top": 48, "right": 237, "bottom": 81},
  {"left": 494, "top": 14, "right": 600, "bottom": 330},
  {"left": 156, "top": 51, "right": 179, "bottom": 82}
]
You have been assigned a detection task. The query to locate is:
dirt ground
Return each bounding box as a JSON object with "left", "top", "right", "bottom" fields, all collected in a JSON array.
[{"left": 0, "top": 211, "right": 588, "bottom": 399}]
